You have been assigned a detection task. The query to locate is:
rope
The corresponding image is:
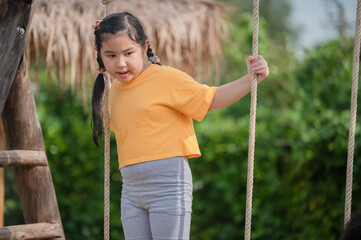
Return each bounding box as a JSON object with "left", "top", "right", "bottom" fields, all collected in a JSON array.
[
  {"left": 244, "top": 0, "right": 259, "bottom": 239},
  {"left": 103, "top": 73, "right": 111, "bottom": 240},
  {"left": 104, "top": 0, "right": 114, "bottom": 16},
  {"left": 101, "top": 1, "right": 113, "bottom": 240},
  {"left": 344, "top": 0, "right": 361, "bottom": 228}
]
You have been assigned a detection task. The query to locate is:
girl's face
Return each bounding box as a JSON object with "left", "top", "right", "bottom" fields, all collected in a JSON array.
[{"left": 100, "top": 33, "right": 149, "bottom": 83}]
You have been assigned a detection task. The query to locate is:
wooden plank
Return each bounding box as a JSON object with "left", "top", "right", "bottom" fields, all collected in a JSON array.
[
  {"left": 0, "top": 150, "right": 47, "bottom": 167},
  {"left": 2, "top": 57, "right": 65, "bottom": 239},
  {"left": 0, "top": 0, "right": 33, "bottom": 115},
  {"left": 0, "top": 223, "right": 62, "bottom": 240}
]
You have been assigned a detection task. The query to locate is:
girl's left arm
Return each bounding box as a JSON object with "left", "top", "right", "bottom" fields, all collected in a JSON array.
[{"left": 210, "top": 55, "right": 269, "bottom": 110}]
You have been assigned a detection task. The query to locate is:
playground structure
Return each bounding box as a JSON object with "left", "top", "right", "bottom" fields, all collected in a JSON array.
[{"left": 0, "top": 1, "right": 65, "bottom": 238}]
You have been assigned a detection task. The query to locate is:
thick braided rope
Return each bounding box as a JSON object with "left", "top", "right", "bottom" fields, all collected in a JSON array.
[
  {"left": 344, "top": 0, "right": 361, "bottom": 228},
  {"left": 104, "top": 0, "right": 114, "bottom": 16},
  {"left": 103, "top": 73, "right": 111, "bottom": 240},
  {"left": 101, "top": 1, "right": 114, "bottom": 240},
  {"left": 244, "top": 0, "right": 259, "bottom": 240}
]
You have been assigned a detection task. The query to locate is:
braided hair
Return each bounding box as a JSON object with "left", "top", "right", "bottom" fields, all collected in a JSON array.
[{"left": 147, "top": 46, "right": 161, "bottom": 65}]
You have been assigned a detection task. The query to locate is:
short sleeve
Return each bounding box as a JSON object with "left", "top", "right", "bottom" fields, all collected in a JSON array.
[{"left": 170, "top": 73, "right": 217, "bottom": 122}]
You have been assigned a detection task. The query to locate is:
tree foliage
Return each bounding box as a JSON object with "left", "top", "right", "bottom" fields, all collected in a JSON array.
[{"left": 219, "top": 0, "right": 298, "bottom": 46}]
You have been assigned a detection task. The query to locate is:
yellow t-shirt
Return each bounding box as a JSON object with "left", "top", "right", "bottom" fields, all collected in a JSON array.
[{"left": 109, "top": 64, "right": 217, "bottom": 169}]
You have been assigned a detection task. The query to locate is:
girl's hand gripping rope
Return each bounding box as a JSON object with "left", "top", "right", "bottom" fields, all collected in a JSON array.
[{"left": 247, "top": 55, "right": 269, "bottom": 83}]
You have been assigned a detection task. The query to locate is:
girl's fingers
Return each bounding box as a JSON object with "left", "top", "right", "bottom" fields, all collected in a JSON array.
[
  {"left": 252, "top": 65, "right": 268, "bottom": 73},
  {"left": 251, "top": 64, "right": 266, "bottom": 72},
  {"left": 248, "top": 55, "right": 269, "bottom": 81},
  {"left": 251, "top": 59, "right": 268, "bottom": 71},
  {"left": 248, "top": 56, "right": 256, "bottom": 62},
  {"left": 251, "top": 59, "right": 267, "bottom": 67}
]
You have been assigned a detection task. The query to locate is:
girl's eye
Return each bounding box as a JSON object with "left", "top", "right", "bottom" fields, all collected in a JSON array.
[
  {"left": 107, "top": 54, "right": 116, "bottom": 58},
  {"left": 125, "top": 52, "right": 133, "bottom": 56}
]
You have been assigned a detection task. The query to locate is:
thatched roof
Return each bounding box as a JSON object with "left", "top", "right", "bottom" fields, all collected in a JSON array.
[{"left": 26, "top": 0, "right": 229, "bottom": 106}]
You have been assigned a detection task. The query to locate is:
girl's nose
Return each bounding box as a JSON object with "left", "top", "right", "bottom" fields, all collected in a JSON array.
[{"left": 117, "top": 57, "right": 126, "bottom": 68}]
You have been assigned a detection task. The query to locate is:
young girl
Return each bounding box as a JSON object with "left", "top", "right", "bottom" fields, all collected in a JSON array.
[{"left": 92, "top": 12, "right": 269, "bottom": 240}]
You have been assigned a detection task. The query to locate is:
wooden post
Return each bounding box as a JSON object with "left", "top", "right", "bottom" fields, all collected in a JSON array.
[
  {"left": 0, "top": 0, "right": 30, "bottom": 231},
  {"left": 2, "top": 56, "right": 66, "bottom": 239},
  {"left": 0, "top": 118, "right": 5, "bottom": 227},
  {"left": 0, "top": 0, "right": 33, "bottom": 114}
]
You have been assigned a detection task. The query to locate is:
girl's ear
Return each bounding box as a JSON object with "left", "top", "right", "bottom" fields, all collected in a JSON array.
[{"left": 143, "top": 40, "right": 150, "bottom": 58}]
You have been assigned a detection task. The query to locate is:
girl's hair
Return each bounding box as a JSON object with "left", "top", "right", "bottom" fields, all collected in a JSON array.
[{"left": 91, "top": 12, "right": 159, "bottom": 147}]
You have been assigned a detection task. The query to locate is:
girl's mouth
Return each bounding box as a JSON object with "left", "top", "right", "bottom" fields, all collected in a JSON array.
[{"left": 117, "top": 71, "right": 129, "bottom": 77}]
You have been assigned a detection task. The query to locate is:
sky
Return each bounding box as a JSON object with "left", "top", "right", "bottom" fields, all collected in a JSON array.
[{"left": 289, "top": 0, "right": 357, "bottom": 51}]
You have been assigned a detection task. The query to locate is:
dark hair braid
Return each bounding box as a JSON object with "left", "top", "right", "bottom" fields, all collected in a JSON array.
[
  {"left": 147, "top": 45, "right": 161, "bottom": 65},
  {"left": 97, "top": 53, "right": 105, "bottom": 70},
  {"left": 91, "top": 54, "right": 106, "bottom": 147},
  {"left": 147, "top": 46, "right": 154, "bottom": 58}
]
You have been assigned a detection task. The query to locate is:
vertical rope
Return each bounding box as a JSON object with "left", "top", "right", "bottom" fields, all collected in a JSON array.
[
  {"left": 244, "top": 0, "right": 259, "bottom": 240},
  {"left": 103, "top": 73, "right": 111, "bottom": 240},
  {"left": 101, "top": 1, "right": 113, "bottom": 240},
  {"left": 105, "top": 1, "right": 113, "bottom": 16},
  {"left": 344, "top": 0, "right": 361, "bottom": 228}
]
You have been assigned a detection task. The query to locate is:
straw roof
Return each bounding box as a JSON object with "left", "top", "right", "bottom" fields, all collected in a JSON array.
[{"left": 26, "top": 0, "right": 229, "bottom": 106}]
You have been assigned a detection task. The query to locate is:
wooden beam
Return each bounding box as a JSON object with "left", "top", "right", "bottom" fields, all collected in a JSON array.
[
  {"left": 0, "top": 150, "right": 47, "bottom": 167},
  {"left": 2, "top": 57, "right": 65, "bottom": 239},
  {"left": 0, "top": 0, "right": 33, "bottom": 115},
  {"left": 0, "top": 223, "right": 62, "bottom": 240}
]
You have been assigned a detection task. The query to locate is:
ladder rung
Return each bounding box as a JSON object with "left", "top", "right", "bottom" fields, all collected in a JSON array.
[
  {"left": 0, "top": 223, "right": 62, "bottom": 240},
  {"left": 0, "top": 150, "right": 47, "bottom": 167}
]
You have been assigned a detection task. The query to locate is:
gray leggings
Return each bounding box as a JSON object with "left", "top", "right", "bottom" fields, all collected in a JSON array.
[{"left": 120, "top": 156, "right": 193, "bottom": 240}]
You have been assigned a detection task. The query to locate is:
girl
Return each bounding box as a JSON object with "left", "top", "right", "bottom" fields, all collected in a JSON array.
[{"left": 92, "top": 12, "right": 269, "bottom": 240}]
